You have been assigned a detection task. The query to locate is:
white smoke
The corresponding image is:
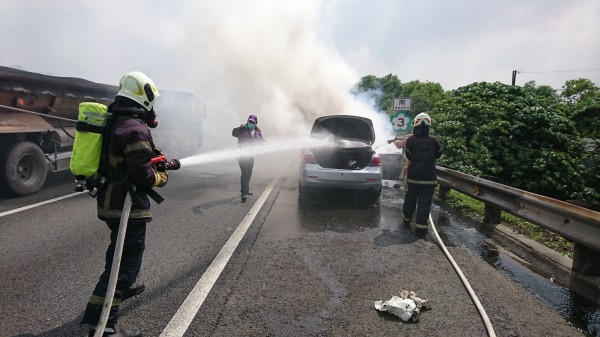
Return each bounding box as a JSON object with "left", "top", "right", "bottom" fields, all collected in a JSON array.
[
  {"left": 167, "top": 1, "right": 393, "bottom": 150},
  {"left": 1, "top": 0, "right": 395, "bottom": 152}
]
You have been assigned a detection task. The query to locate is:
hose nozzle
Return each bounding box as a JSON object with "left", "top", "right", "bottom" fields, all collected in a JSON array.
[{"left": 151, "top": 155, "right": 181, "bottom": 171}]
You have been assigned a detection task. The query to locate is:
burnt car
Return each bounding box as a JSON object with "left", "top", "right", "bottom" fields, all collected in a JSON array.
[{"left": 298, "top": 115, "right": 383, "bottom": 205}]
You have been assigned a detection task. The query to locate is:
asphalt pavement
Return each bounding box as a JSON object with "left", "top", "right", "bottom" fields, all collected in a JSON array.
[{"left": 0, "top": 152, "right": 590, "bottom": 337}]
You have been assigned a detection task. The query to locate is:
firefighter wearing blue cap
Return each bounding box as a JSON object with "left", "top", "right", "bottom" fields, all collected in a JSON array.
[{"left": 232, "top": 114, "right": 265, "bottom": 202}]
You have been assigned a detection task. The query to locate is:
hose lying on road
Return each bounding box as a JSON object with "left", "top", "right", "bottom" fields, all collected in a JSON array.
[{"left": 428, "top": 214, "right": 497, "bottom": 337}]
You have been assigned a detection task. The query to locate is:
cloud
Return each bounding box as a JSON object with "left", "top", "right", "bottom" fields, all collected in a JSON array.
[{"left": 319, "top": 0, "right": 600, "bottom": 89}]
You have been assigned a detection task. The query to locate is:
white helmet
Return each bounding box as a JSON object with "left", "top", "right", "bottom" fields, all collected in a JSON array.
[
  {"left": 413, "top": 112, "right": 431, "bottom": 127},
  {"left": 117, "top": 71, "right": 160, "bottom": 111}
]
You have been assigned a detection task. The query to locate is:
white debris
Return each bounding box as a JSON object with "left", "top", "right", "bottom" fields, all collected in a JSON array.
[{"left": 374, "top": 289, "right": 429, "bottom": 322}]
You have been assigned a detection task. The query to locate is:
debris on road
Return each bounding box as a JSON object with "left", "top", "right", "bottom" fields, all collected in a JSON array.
[{"left": 374, "top": 289, "right": 430, "bottom": 322}]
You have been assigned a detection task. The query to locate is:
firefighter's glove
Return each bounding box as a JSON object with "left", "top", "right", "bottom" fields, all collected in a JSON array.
[
  {"left": 153, "top": 170, "right": 169, "bottom": 187},
  {"left": 153, "top": 147, "right": 165, "bottom": 157},
  {"left": 393, "top": 139, "right": 406, "bottom": 149}
]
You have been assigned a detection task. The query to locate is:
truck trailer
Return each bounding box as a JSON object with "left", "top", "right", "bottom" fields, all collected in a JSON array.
[{"left": 0, "top": 66, "right": 205, "bottom": 196}]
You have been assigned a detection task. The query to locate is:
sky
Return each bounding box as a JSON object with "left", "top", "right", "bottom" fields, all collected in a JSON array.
[{"left": 1, "top": 0, "right": 599, "bottom": 150}]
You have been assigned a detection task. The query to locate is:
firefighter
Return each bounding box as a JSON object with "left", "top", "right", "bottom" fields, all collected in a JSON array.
[
  {"left": 232, "top": 114, "right": 265, "bottom": 202},
  {"left": 395, "top": 112, "right": 442, "bottom": 238},
  {"left": 81, "top": 71, "right": 168, "bottom": 337}
]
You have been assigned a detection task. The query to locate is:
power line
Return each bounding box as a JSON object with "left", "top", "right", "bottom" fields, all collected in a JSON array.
[
  {"left": 517, "top": 68, "right": 600, "bottom": 74},
  {"left": 512, "top": 68, "right": 600, "bottom": 86}
]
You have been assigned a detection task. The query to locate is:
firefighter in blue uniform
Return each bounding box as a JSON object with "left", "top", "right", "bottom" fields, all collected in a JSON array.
[{"left": 81, "top": 71, "right": 168, "bottom": 337}]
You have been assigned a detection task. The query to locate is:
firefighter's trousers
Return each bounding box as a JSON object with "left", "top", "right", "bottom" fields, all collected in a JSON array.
[
  {"left": 402, "top": 183, "right": 436, "bottom": 227},
  {"left": 81, "top": 221, "right": 147, "bottom": 327}
]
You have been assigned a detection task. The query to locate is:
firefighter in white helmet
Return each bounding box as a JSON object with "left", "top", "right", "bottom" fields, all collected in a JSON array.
[
  {"left": 81, "top": 71, "right": 167, "bottom": 337},
  {"left": 395, "top": 112, "right": 442, "bottom": 238}
]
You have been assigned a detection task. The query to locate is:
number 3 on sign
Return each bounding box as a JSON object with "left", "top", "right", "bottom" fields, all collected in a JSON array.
[{"left": 392, "top": 112, "right": 411, "bottom": 131}]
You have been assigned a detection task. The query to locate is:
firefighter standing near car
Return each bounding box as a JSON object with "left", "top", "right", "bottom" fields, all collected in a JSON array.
[
  {"left": 81, "top": 71, "right": 169, "bottom": 337},
  {"left": 394, "top": 112, "right": 442, "bottom": 238},
  {"left": 232, "top": 114, "right": 264, "bottom": 202}
]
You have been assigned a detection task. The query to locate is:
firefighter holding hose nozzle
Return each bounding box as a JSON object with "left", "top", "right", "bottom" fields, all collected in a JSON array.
[
  {"left": 398, "top": 112, "right": 442, "bottom": 238},
  {"left": 80, "top": 71, "right": 177, "bottom": 337}
]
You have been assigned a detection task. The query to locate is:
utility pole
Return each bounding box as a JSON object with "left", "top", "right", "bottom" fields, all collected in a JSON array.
[{"left": 511, "top": 70, "right": 518, "bottom": 86}]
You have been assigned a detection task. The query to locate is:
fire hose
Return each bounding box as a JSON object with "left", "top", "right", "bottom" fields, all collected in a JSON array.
[
  {"left": 428, "top": 214, "right": 497, "bottom": 337},
  {"left": 94, "top": 155, "right": 180, "bottom": 337}
]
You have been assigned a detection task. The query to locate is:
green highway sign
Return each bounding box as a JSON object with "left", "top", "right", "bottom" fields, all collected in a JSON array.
[{"left": 391, "top": 111, "right": 412, "bottom": 135}]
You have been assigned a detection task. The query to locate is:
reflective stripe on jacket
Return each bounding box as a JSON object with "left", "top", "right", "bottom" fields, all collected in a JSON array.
[{"left": 97, "top": 106, "right": 156, "bottom": 222}]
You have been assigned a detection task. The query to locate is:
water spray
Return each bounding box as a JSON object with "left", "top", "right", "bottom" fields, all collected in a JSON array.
[{"left": 178, "top": 137, "right": 337, "bottom": 168}]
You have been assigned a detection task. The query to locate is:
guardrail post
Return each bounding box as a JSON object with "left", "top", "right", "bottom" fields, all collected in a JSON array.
[
  {"left": 572, "top": 243, "right": 600, "bottom": 276},
  {"left": 483, "top": 203, "right": 501, "bottom": 224},
  {"left": 438, "top": 185, "right": 450, "bottom": 200}
]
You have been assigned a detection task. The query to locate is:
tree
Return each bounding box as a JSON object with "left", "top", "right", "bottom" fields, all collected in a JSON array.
[
  {"left": 352, "top": 75, "right": 447, "bottom": 117},
  {"left": 352, "top": 74, "right": 403, "bottom": 115},
  {"left": 433, "top": 81, "right": 585, "bottom": 200},
  {"left": 398, "top": 80, "right": 446, "bottom": 115},
  {"left": 560, "top": 78, "right": 600, "bottom": 203},
  {"left": 524, "top": 80, "right": 559, "bottom": 101},
  {"left": 561, "top": 78, "right": 600, "bottom": 106}
]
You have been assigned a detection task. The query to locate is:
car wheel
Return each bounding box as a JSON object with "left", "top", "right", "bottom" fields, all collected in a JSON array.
[
  {"left": 1, "top": 141, "right": 48, "bottom": 196},
  {"left": 298, "top": 182, "right": 311, "bottom": 206},
  {"left": 361, "top": 188, "right": 381, "bottom": 206}
]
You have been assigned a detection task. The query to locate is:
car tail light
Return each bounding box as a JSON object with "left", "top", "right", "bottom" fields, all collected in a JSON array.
[
  {"left": 370, "top": 155, "right": 382, "bottom": 167},
  {"left": 302, "top": 152, "right": 316, "bottom": 164}
]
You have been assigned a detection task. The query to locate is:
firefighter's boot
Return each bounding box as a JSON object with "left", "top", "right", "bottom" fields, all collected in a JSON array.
[
  {"left": 415, "top": 223, "right": 428, "bottom": 238},
  {"left": 88, "top": 325, "right": 142, "bottom": 337},
  {"left": 122, "top": 282, "right": 145, "bottom": 302},
  {"left": 402, "top": 216, "right": 412, "bottom": 228}
]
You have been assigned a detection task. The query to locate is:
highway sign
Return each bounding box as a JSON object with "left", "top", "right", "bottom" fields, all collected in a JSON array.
[
  {"left": 390, "top": 111, "right": 412, "bottom": 134},
  {"left": 393, "top": 98, "right": 412, "bottom": 111}
]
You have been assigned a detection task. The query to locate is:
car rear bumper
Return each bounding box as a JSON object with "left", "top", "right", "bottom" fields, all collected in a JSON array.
[{"left": 299, "top": 164, "right": 382, "bottom": 190}]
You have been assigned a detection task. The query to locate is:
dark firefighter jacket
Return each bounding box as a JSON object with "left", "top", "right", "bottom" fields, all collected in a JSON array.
[
  {"left": 232, "top": 124, "right": 264, "bottom": 147},
  {"left": 405, "top": 125, "right": 442, "bottom": 185},
  {"left": 97, "top": 103, "right": 157, "bottom": 223}
]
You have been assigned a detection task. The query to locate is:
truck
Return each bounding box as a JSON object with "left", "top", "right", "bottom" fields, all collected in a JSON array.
[{"left": 0, "top": 66, "right": 206, "bottom": 196}]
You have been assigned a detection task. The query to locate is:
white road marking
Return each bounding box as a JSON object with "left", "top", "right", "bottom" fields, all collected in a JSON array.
[
  {"left": 0, "top": 192, "right": 86, "bottom": 218},
  {"left": 159, "top": 178, "right": 278, "bottom": 337}
]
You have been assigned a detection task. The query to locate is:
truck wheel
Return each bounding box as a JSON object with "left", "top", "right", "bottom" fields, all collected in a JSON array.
[{"left": 0, "top": 142, "right": 48, "bottom": 196}]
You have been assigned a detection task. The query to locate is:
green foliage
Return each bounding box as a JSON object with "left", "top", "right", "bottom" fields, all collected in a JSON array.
[
  {"left": 561, "top": 78, "right": 600, "bottom": 106},
  {"left": 352, "top": 74, "right": 403, "bottom": 115},
  {"left": 433, "top": 81, "right": 585, "bottom": 200},
  {"left": 352, "top": 74, "right": 599, "bottom": 204},
  {"left": 524, "top": 81, "right": 559, "bottom": 101},
  {"left": 352, "top": 74, "right": 447, "bottom": 117},
  {"left": 399, "top": 80, "right": 446, "bottom": 114},
  {"left": 559, "top": 78, "right": 600, "bottom": 203}
]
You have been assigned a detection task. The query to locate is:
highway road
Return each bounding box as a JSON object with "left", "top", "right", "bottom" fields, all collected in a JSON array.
[{"left": 0, "top": 151, "right": 592, "bottom": 336}]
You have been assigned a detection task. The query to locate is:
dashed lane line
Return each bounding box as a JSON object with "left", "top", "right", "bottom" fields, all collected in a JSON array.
[{"left": 0, "top": 192, "right": 86, "bottom": 218}]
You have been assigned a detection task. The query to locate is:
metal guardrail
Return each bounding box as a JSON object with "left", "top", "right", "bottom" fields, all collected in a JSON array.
[{"left": 435, "top": 165, "right": 600, "bottom": 252}]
